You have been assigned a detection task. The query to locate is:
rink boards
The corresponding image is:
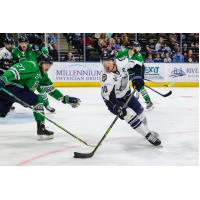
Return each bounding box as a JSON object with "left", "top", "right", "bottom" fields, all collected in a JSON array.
[{"left": 49, "top": 62, "right": 199, "bottom": 87}]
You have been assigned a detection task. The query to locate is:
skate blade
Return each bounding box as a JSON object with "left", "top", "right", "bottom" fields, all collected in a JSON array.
[
  {"left": 46, "top": 109, "right": 56, "bottom": 113},
  {"left": 37, "top": 135, "right": 54, "bottom": 141}
]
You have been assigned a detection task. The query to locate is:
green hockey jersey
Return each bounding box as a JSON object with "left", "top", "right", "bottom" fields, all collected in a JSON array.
[
  {"left": 0, "top": 60, "right": 63, "bottom": 100},
  {"left": 12, "top": 44, "right": 48, "bottom": 64},
  {"left": 115, "top": 48, "right": 144, "bottom": 78},
  {"left": 115, "top": 48, "right": 144, "bottom": 62}
]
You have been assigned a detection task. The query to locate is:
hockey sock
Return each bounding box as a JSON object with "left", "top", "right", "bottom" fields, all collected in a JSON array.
[
  {"left": 33, "top": 96, "right": 45, "bottom": 124},
  {"left": 124, "top": 108, "right": 149, "bottom": 137},
  {"left": 140, "top": 86, "right": 151, "bottom": 103}
]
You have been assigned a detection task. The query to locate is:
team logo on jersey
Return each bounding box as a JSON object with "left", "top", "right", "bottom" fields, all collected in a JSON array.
[
  {"left": 102, "top": 74, "right": 107, "bottom": 82},
  {"left": 4, "top": 52, "right": 9, "bottom": 58}
]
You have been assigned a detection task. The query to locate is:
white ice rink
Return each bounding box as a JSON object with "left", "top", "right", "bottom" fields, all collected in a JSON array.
[{"left": 0, "top": 87, "right": 199, "bottom": 166}]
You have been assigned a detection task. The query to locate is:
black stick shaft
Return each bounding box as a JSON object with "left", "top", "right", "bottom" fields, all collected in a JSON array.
[
  {"left": 92, "top": 116, "right": 119, "bottom": 154},
  {"left": 91, "top": 88, "right": 136, "bottom": 155},
  {"left": 144, "top": 84, "right": 172, "bottom": 97},
  {"left": 1, "top": 88, "right": 91, "bottom": 146}
]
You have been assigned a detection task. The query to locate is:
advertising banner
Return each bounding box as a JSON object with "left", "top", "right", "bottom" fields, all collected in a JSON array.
[{"left": 48, "top": 62, "right": 199, "bottom": 87}]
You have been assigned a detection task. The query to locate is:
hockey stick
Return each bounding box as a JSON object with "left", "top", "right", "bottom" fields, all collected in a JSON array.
[
  {"left": 144, "top": 78, "right": 175, "bottom": 87},
  {"left": 144, "top": 84, "right": 172, "bottom": 97},
  {"left": 1, "top": 88, "right": 94, "bottom": 147},
  {"left": 74, "top": 87, "right": 136, "bottom": 159}
]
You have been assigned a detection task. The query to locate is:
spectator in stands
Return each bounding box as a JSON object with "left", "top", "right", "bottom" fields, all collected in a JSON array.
[
  {"left": 94, "top": 33, "right": 101, "bottom": 39},
  {"left": 158, "top": 43, "right": 171, "bottom": 59},
  {"left": 47, "top": 33, "right": 58, "bottom": 61},
  {"left": 154, "top": 53, "right": 162, "bottom": 62},
  {"left": 98, "top": 33, "right": 109, "bottom": 49},
  {"left": 172, "top": 50, "right": 184, "bottom": 63},
  {"left": 145, "top": 54, "right": 154, "bottom": 63},
  {"left": 183, "top": 43, "right": 188, "bottom": 53},
  {"left": 67, "top": 52, "right": 75, "bottom": 61},
  {"left": 170, "top": 43, "right": 180, "bottom": 55},
  {"left": 174, "top": 43, "right": 180, "bottom": 52},
  {"left": 48, "top": 33, "right": 56, "bottom": 49},
  {"left": 163, "top": 52, "right": 172, "bottom": 63},
  {"left": 169, "top": 33, "right": 177, "bottom": 44},
  {"left": 184, "top": 49, "right": 197, "bottom": 63},
  {"left": 191, "top": 33, "right": 199, "bottom": 53},
  {"left": 63, "top": 33, "right": 74, "bottom": 45},
  {"left": 120, "top": 33, "right": 129, "bottom": 47},
  {"left": 84, "top": 34, "right": 93, "bottom": 47},
  {"left": 155, "top": 37, "right": 164, "bottom": 52},
  {"left": 110, "top": 38, "right": 121, "bottom": 50},
  {"left": 73, "top": 33, "right": 83, "bottom": 54},
  {"left": 146, "top": 39, "right": 156, "bottom": 53},
  {"left": 163, "top": 43, "right": 171, "bottom": 53},
  {"left": 112, "top": 33, "right": 122, "bottom": 42}
]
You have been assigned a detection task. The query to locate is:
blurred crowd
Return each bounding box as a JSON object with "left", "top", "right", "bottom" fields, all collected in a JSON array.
[
  {"left": 63, "top": 33, "right": 199, "bottom": 63},
  {"left": 0, "top": 33, "right": 199, "bottom": 63}
]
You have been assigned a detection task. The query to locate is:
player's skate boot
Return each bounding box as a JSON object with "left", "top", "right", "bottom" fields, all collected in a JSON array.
[
  {"left": 37, "top": 123, "right": 54, "bottom": 141},
  {"left": 45, "top": 105, "right": 56, "bottom": 113},
  {"left": 146, "top": 101, "right": 154, "bottom": 110},
  {"left": 150, "top": 131, "right": 159, "bottom": 138},
  {"left": 145, "top": 132, "right": 161, "bottom": 146}
]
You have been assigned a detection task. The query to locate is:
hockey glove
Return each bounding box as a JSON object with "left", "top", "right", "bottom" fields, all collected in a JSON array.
[
  {"left": 114, "top": 106, "right": 127, "bottom": 119},
  {"left": 62, "top": 95, "right": 81, "bottom": 108}
]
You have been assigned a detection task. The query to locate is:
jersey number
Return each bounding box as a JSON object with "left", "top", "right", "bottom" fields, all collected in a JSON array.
[
  {"left": 15, "top": 63, "right": 25, "bottom": 71},
  {"left": 102, "top": 86, "right": 108, "bottom": 93}
]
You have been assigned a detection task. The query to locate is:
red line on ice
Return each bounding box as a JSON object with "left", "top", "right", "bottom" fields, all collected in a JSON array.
[{"left": 16, "top": 147, "right": 76, "bottom": 166}]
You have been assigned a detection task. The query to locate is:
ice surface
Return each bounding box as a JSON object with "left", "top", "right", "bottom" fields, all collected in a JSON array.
[{"left": 0, "top": 87, "right": 199, "bottom": 166}]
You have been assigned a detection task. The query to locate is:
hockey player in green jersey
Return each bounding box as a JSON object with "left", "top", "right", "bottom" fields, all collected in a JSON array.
[
  {"left": 12, "top": 34, "right": 56, "bottom": 113},
  {"left": 0, "top": 54, "right": 81, "bottom": 140},
  {"left": 115, "top": 41, "right": 154, "bottom": 110}
]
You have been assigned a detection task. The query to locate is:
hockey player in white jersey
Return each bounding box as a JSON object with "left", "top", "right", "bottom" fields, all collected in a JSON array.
[
  {"left": 0, "top": 36, "right": 15, "bottom": 111},
  {"left": 0, "top": 36, "right": 14, "bottom": 75},
  {"left": 100, "top": 49, "right": 161, "bottom": 146}
]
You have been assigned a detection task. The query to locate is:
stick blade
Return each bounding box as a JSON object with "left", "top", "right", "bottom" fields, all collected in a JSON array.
[
  {"left": 74, "top": 151, "right": 94, "bottom": 159},
  {"left": 163, "top": 90, "right": 172, "bottom": 97}
]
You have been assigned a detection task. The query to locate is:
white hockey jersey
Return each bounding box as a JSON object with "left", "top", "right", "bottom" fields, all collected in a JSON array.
[
  {"left": 0, "top": 47, "right": 13, "bottom": 73},
  {"left": 100, "top": 58, "right": 142, "bottom": 101},
  {"left": 0, "top": 47, "right": 12, "bottom": 60}
]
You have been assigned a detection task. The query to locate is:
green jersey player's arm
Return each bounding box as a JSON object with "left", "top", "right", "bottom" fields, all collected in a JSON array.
[
  {"left": 115, "top": 48, "right": 128, "bottom": 58},
  {"left": 35, "top": 47, "right": 49, "bottom": 58},
  {"left": 39, "top": 73, "right": 64, "bottom": 101},
  {"left": 115, "top": 58, "right": 143, "bottom": 71},
  {"left": 11, "top": 47, "right": 20, "bottom": 64},
  {"left": 0, "top": 62, "right": 40, "bottom": 83},
  {"left": 133, "top": 53, "right": 144, "bottom": 62}
]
